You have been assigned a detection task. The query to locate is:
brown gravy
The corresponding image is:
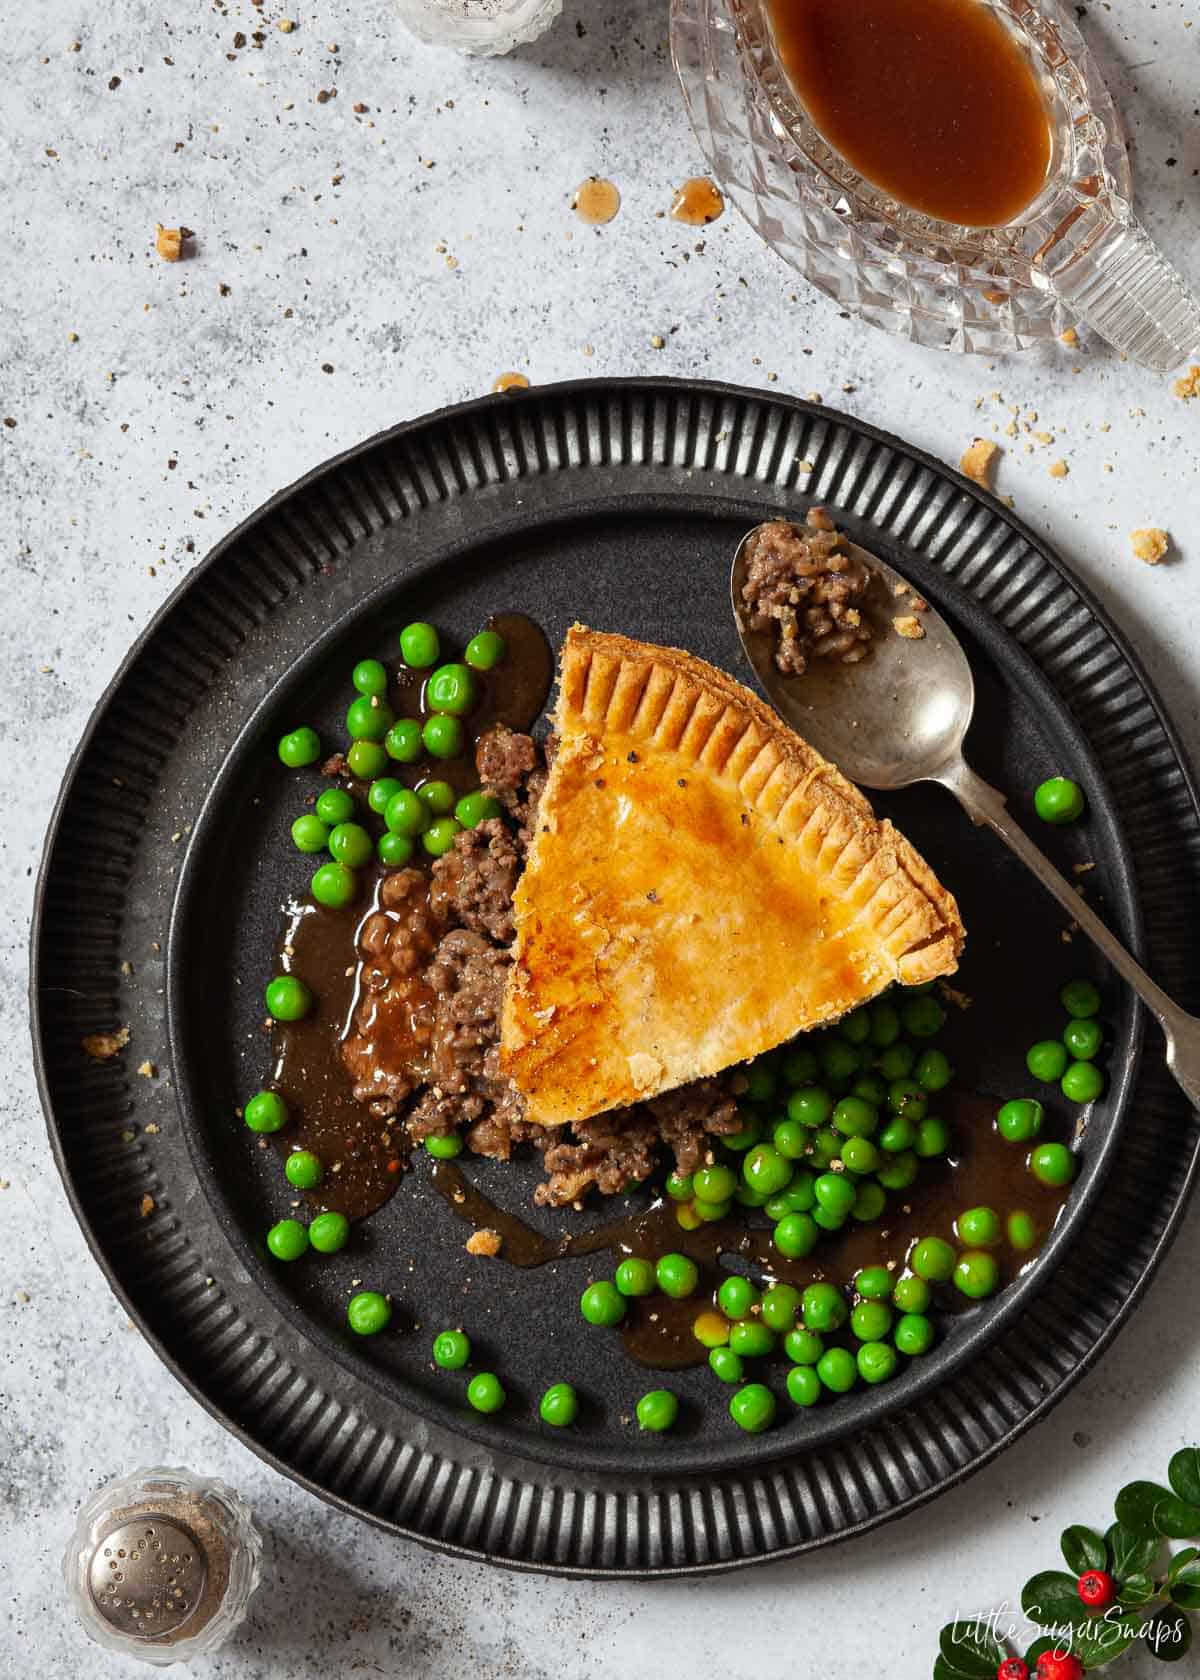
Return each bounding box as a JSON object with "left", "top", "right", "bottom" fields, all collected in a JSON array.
[{"left": 767, "top": 0, "right": 1051, "bottom": 227}]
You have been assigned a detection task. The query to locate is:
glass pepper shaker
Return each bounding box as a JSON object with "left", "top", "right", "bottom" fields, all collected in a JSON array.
[
  {"left": 63, "top": 1467, "right": 262, "bottom": 1666},
  {"left": 394, "top": 0, "right": 563, "bottom": 56}
]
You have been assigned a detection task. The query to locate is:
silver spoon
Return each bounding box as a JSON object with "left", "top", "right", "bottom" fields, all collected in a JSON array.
[{"left": 731, "top": 521, "right": 1200, "bottom": 1109}]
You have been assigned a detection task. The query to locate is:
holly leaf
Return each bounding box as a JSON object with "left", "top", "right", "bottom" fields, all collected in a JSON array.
[
  {"left": 1071, "top": 1612, "right": 1141, "bottom": 1669},
  {"left": 1155, "top": 1496, "right": 1200, "bottom": 1540},
  {"left": 1107, "top": 1520, "right": 1160, "bottom": 1579},
  {"left": 1115, "top": 1482, "right": 1174, "bottom": 1538},
  {"left": 1061, "top": 1524, "right": 1107, "bottom": 1574},
  {"left": 937, "top": 1621, "right": 1004, "bottom": 1676},
  {"left": 1168, "top": 1558, "right": 1200, "bottom": 1612},
  {"left": 1168, "top": 1448, "right": 1200, "bottom": 1508},
  {"left": 1022, "top": 1570, "right": 1086, "bottom": 1629},
  {"left": 1117, "top": 1571, "right": 1157, "bottom": 1607},
  {"left": 1143, "top": 1605, "right": 1192, "bottom": 1662}
]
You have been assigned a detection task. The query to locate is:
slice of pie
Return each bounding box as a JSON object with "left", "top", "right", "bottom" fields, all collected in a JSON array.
[{"left": 500, "top": 626, "right": 964, "bottom": 1128}]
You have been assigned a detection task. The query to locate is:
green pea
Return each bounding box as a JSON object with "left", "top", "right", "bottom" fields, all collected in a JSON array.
[
  {"left": 347, "top": 1290, "right": 392, "bottom": 1334},
  {"left": 352, "top": 658, "right": 389, "bottom": 697},
  {"left": 413, "top": 779, "right": 453, "bottom": 815},
  {"left": 310, "top": 862, "right": 356, "bottom": 909},
  {"left": 894, "top": 1312, "right": 935, "bottom": 1356},
  {"left": 743, "top": 1144, "right": 793, "bottom": 1196},
  {"left": 855, "top": 1265, "right": 893, "bottom": 1301},
  {"left": 851, "top": 1181, "right": 887, "bottom": 1222},
  {"left": 914, "top": 1116, "right": 950, "bottom": 1158},
  {"left": 892, "top": 1274, "right": 931, "bottom": 1313},
  {"left": 326, "top": 822, "right": 372, "bottom": 868},
  {"left": 900, "top": 995, "right": 946, "bottom": 1039},
  {"left": 455, "top": 790, "right": 503, "bottom": 829},
  {"left": 808, "top": 1127, "right": 840, "bottom": 1169},
  {"left": 857, "top": 1341, "right": 899, "bottom": 1385},
  {"left": 422, "top": 817, "right": 463, "bottom": 857},
  {"left": 385, "top": 719, "right": 423, "bottom": 762},
  {"left": 346, "top": 694, "right": 395, "bottom": 742},
  {"left": 1062, "top": 1061, "right": 1104, "bottom": 1104},
  {"left": 850, "top": 1300, "right": 893, "bottom": 1342},
  {"left": 426, "top": 662, "right": 477, "bottom": 717},
  {"left": 309, "top": 1211, "right": 349, "bottom": 1253},
  {"left": 876, "top": 1149, "right": 918, "bottom": 1190},
  {"left": 1060, "top": 977, "right": 1101, "bottom": 1019},
  {"left": 1063, "top": 1017, "right": 1103, "bottom": 1060},
  {"left": 1034, "top": 776, "right": 1085, "bottom": 825},
  {"left": 539, "top": 1382, "right": 579, "bottom": 1427},
  {"left": 802, "top": 1282, "right": 847, "bottom": 1331},
  {"left": 244, "top": 1090, "right": 288, "bottom": 1133},
  {"left": 813, "top": 1173, "right": 856, "bottom": 1220},
  {"left": 717, "top": 1276, "right": 758, "bottom": 1320},
  {"left": 876, "top": 1041, "right": 914, "bottom": 1080},
  {"left": 665, "top": 1171, "right": 694, "bottom": 1202},
  {"left": 781, "top": 1046, "right": 820, "bottom": 1086},
  {"left": 869, "top": 1000, "right": 902, "bottom": 1048},
  {"left": 614, "top": 1257, "right": 656, "bottom": 1297},
  {"left": 728, "top": 1319, "right": 774, "bottom": 1359},
  {"left": 832, "top": 1095, "right": 878, "bottom": 1137},
  {"left": 914, "top": 1048, "right": 953, "bottom": 1092},
  {"left": 709, "top": 1346, "right": 744, "bottom": 1384},
  {"left": 786, "top": 1086, "right": 832, "bottom": 1128},
  {"left": 674, "top": 1203, "right": 702, "bottom": 1231},
  {"left": 769, "top": 1173, "right": 816, "bottom": 1215},
  {"left": 728, "top": 1383, "right": 776, "bottom": 1433},
  {"left": 656, "top": 1253, "right": 699, "bottom": 1299},
  {"left": 580, "top": 1281, "right": 626, "bottom": 1326},
  {"left": 367, "top": 776, "right": 404, "bottom": 817},
  {"left": 851, "top": 1072, "right": 888, "bottom": 1107},
  {"left": 909, "top": 1236, "right": 955, "bottom": 1282},
  {"left": 467, "top": 1372, "right": 506, "bottom": 1413},
  {"left": 691, "top": 1309, "right": 731, "bottom": 1347},
  {"left": 836, "top": 1008, "right": 871, "bottom": 1045},
  {"left": 786, "top": 1365, "right": 822, "bottom": 1407},
  {"left": 284, "top": 1149, "right": 324, "bottom": 1189},
  {"left": 378, "top": 831, "right": 415, "bottom": 867},
  {"left": 636, "top": 1389, "right": 679, "bottom": 1432},
  {"left": 346, "top": 740, "right": 387, "bottom": 779},
  {"left": 425, "top": 1134, "right": 463, "bottom": 1159},
  {"left": 886, "top": 1078, "right": 927, "bottom": 1121},
  {"left": 315, "top": 787, "right": 356, "bottom": 825},
  {"left": 956, "top": 1206, "right": 1001, "bottom": 1247},
  {"left": 996, "top": 1098, "right": 1043, "bottom": 1143},
  {"left": 783, "top": 1326, "right": 823, "bottom": 1365},
  {"left": 465, "top": 629, "right": 506, "bottom": 671},
  {"left": 742, "top": 1062, "right": 778, "bottom": 1103},
  {"left": 773, "top": 1212, "right": 819, "bottom": 1258},
  {"left": 266, "top": 1218, "right": 308, "bottom": 1260},
  {"left": 760, "top": 1284, "right": 802, "bottom": 1333},
  {"left": 953, "top": 1250, "right": 1000, "bottom": 1299},
  {"left": 722, "top": 1111, "right": 764, "bottom": 1153},
  {"left": 265, "top": 975, "right": 313, "bottom": 1021},
  {"left": 292, "top": 813, "right": 330, "bottom": 853},
  {"left": 399, "top": 621, "right": 440, "bottom": 669},
  {"left": 277, "top": 727, "right": 321, "bottom": 768},
  {"left": 1007, "top": 1210, "right": 1039, "bottom": 1252},
  {"left": 735, "top": 1185, "right": 770, "bottom": 1208},
  {"left": 840, "top": 1136, "right": 880, "bottom": 1175},
  {"left": 1029, "top": 1142, "right": 1076, "bottom": 1186},
  {"left": 423, "top": 714, "right": 465, "bottom": 760},
  {"left": 772, "top": 1118, "right": 810, "bottom": 1159},
  {"left": 820, "top": 1038, "right": 859, "bottom": 1084},
  {"left": 816, "top": 1347, "right": 857, "bottom": 1393},
  {"left": 383, "top": 789, "right": 428, "bottom": 835},
  {"left": 433, "top": 1329, "right": 471, "bottom": 1369},
  {"left": 694, "top": 1164, "right": 737, "bottom": 1205},
  {"left": 1026, "top": 1039, "right": 1069, "bottom": 1082}
]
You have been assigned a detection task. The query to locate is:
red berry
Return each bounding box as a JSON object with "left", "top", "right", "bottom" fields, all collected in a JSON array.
[
  {"left": 997, "top": 1661, "right": 1030, "bottom": 1680},
  {"left": 1035, "top": 1651, "right": 1084, "bottom": 1680},
  {"left": 1077, "top": 1568, "right": 1117, "bottom": 1610}
]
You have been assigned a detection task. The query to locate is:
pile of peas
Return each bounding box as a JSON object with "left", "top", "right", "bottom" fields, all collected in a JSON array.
[
  {"left": 990, "top": 977, "right": 1097, "bottom": 1195},
  {"left": 668, "top": 984, "right": 953, "bottom": 1264}
]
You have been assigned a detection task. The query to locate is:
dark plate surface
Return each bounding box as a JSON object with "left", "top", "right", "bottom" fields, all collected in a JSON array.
[{"left": 33, "top": 380, "right": 1200, "bottom": 1573}]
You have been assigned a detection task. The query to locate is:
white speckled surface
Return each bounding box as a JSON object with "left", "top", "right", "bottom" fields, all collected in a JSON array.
[{"left": 4, "top": 1, "right": 1200, "bottom": 1674}]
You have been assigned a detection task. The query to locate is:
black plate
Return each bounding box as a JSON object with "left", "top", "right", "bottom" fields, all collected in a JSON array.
[{"left": 33, "top": 381, "right": 1200, "bottom": 1572}]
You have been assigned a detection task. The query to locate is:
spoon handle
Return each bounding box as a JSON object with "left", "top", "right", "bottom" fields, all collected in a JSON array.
[{"left": 935, "top": 758, "right": 1200, "bottom": 1111}]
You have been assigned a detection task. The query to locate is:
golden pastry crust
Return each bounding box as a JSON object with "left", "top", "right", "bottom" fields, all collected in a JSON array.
[{"left": 500, "top": 626, "right": 964, "bottom": 1127}]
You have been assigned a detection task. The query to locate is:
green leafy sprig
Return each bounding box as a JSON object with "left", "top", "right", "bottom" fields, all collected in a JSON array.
[{"left": 935, "top": 1449, "right": 1200, "bottom": 1677}]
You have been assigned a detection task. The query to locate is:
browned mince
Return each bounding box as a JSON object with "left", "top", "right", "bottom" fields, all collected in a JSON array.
[
  {"left": 740, "top": 510, "right": 874, "bottom": 676},
  {"left": 339, "top": 725, "right": 740, "bottom": 1207}
]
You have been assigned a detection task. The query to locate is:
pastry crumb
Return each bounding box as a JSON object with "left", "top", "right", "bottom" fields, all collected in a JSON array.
[
  {"left": 83, "top": 1025, "right": 129, "bottom": 1060},
  {"left": 136, "top": 1060, "right": 157, "bottom": 1078},
  {"left": 1173, "top": 365, "right": 1200, "bottom": 401},
  {"left": 139, "top": 1193, "right": 156, "bottom": 1217},
  {"left": 1059, "top": 327, "right": 1079, "bottom": 347},
  {"left": 154, "top": 224, "right": 189, "bottom": 262},
  {"left": 938, "top": 981, "right": 973, "bottom": 1011},
  {"left": 1048, "top": 458, "right": 1069, "bottom": 479},
  {"left": 465, "top": 1228, "right": 502, "bottom": 1257},
  {"left": 1130, "top": 527, "right": 1170, "bottom": 566},
  {"left": 892, "top": 614, "right": 926, "bottom": 640},
  {"left": 960, "top": 437, "right": 999, "bottom": 489}
]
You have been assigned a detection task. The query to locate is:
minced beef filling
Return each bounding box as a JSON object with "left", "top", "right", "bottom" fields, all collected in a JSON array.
[
  {"left": 740, "top": 510, "right": 873, "bottom": 676},
  {"left": 340, "top": 725, "right": 740, "bottom": 1206}
]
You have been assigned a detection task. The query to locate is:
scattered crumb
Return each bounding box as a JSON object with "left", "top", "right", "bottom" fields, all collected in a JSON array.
[
  {"left": 1048, "top": 459, "right": 1069, "bottom": 479},
  {"left": 277, "top": 16, "right": 296, "bottom": 31},
  {"left": 465, "top": 1228, "right": 502, "bottom": 1258},
  {"left": 139, "top": 1193, "right": 156, "bottom": 1217},
  {"left": 892, "top": 614, "right": 926, "bottom": 640},
  {"left": 136, "top": 1060, "right": 157, "bottom": 1078},
  {"left": 1073, "top": 861, "right": 1096, "bottom": 876},
  {"left": 82, "top": 1026, "right": 129, "bottom": 1061},
  {"left": 960, "top": 437, "right": 999, "bottom": 489},
  {"left": 938, "top": 981, "right": 973, "bottom": 1011},
  {"left": 1130, "top": 527, "right": 1170, "bottom": 566},
  {"left": 1060, "top": 327, "right": 1079, "bottom": 347},
  {"left": 14, "top": 1290, "right": 30, "bottom": 1305},
  {"left": 649, "top": 334, "right": 666, "bottom": 350},
  {"left": 1173, "top": 365, "right": 1200, "bottom": 401},
  {"left": 154, "top": 224, "right": 189, "bottom": 262}
]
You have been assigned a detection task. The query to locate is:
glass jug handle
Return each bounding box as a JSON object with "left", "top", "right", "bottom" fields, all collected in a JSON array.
[{"left": 1034, "top": 195, "right": 1200, "bottom": 372}]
